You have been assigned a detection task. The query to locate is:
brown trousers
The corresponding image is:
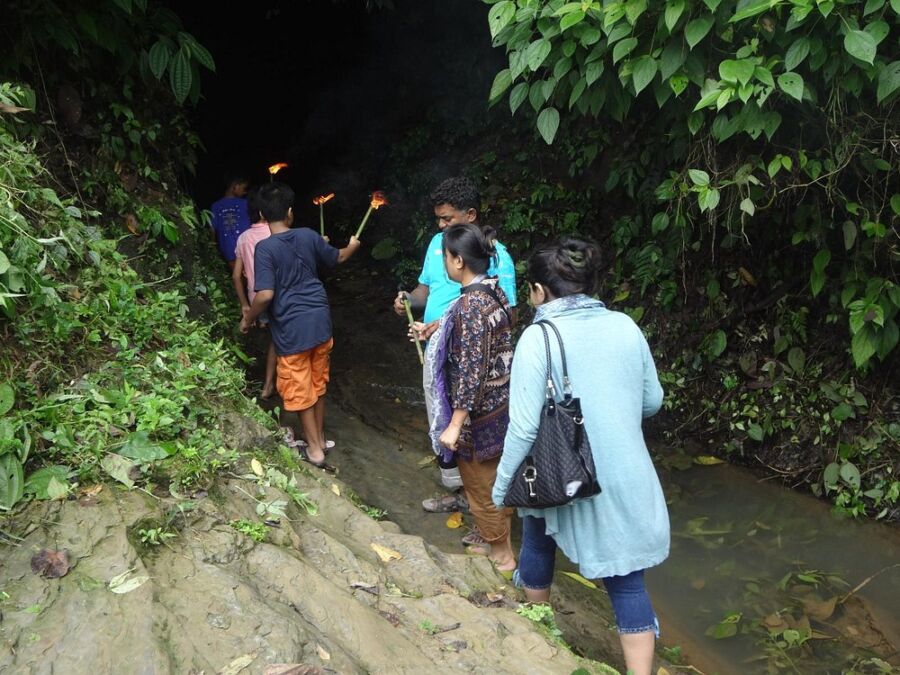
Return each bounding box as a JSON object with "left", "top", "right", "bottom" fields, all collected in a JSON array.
[{"left": 457, "top": 455, "right": 513, "bottom": 545}]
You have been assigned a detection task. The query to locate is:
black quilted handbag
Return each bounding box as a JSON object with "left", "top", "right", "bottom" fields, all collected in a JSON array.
[{"left": 503, "top": 320, "right": 601, "bottom": 509}]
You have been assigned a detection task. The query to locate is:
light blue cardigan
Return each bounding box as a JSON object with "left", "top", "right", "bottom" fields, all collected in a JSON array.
[{"left": 492, "top": 295, "right": 670, "bottom": 579}]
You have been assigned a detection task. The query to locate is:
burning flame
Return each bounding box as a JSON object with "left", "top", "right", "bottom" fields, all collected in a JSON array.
[
  {"left": 313, "top": 192, "right": 335, "bottom": 206},
  {"left": 268, "top": 162, "right": 289, "bottom": 176},
  {"left": 370, "top": 191, "right": 388, "bottom": 210}
]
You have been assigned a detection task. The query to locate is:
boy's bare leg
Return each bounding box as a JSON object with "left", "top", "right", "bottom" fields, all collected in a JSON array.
[
  {"left": 314, "top": 397, "right": 326, "bottom": 444},
  {"left": 299, "top": 407, "right": 325, "bottom": 463},
  {"left": 262, "top": 341, "right": 276, "bottom": 399}
]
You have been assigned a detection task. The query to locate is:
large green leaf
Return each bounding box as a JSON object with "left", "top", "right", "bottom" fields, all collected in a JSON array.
[
  {"left": 526, "top": 39, "right": 552, "bottom": 71},
  {"left": 877, "top": 60, "right": 900, "bottom": 103},
  {"left": 560, "top": 10, "right": 586, "bottom": 31},
  {"left": 0, "top": 454, "right": 24, "bottom": 510},
  {"left": 777, "top": 72, "right": 804, "bottom": 101},
  {"left": 851, "top": 326, "right": 878, "bottom": 367},
  {"left": 612, "top": 38, "right": 638, "bottom": 64},
  {"left": 186, "top": 38, "right": 215, "bottom": 72},
  {"left": 685, "top": 16, "right": 714, "bottom": 49},
  {"left": 0, "top": 250, "right": 9, "bottom": 276},
  {"left": 0, "top": 383, "right": 13, "bottom": 416},
  {"left": 689, "top": 168, "right": 710, "bottom": 186},
  {"left": 632, "top": 57, "right": 658, "bottom": 94},
  {"left": 585, "top": 61, "right": 604, "bottom": 85},
  {"left": 705, "top": 329, "right": 728, "bottom": 358},
  {"left": 168, "top": 46, "right": 192, "bottom": 104},
  {"left": 864, "top": 20, "right": 889, "bottom": 45},
  {"left": 877, "top": 318, "right": 899, "bottom": 360},
  {"left": 784, "top": 37, "right": 810, "bottom": 71},
  {"left": 625, "top": 0, "right": 648, "bottom": 25},
  {"left": 148, "top": 40, "right": 170, "bottom": 80},
  {"left": 24, "top": 465, "right": 73, "bottom": 500},
  {"left": 719, "top": 59, "right": 754, "bottom": 85},
  {"left": 568, "top": 79, "right": 587, "bottom": 109},
  {"left": 844, "top": 30, "right": 876, "bottom": 65},
  {"left": 488, "top": 1, "right": 516, "bottom": 38},
  {"left": 489, "top": 68, "right": 512, "bottom": 104},
  {"left": 660, "top": 40, "right": 687, "bottom": 79},
  {"left": 509, "top": 81, "right": 529, "bottom": 114},
  {"left": 537, "top": 107, "right": 560, "bottom": 144},
  {"left": 729, "top": 0, "right": 773, "bottom": 22},
  {"left": 529, "top": 81, "right": 547, "bottom": 112},
  {"left": 665, "top": 0, "right": 685, "bottom": 31},
  {"left": 116, "top": 431, "right": 167, "bottom": 462}
]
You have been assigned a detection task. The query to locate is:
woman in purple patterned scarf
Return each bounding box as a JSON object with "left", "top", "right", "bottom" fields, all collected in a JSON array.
[{"left": 412, "top": 223, "right": 516, "bottom": 576}]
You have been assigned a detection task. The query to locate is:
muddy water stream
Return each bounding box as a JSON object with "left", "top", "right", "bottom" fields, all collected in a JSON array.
[{"left": 253, "top": 267, "right": 899, "bottom": 674}]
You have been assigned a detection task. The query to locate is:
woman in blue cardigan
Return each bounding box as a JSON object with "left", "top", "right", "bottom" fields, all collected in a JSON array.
[{"left": 492, "top": 238, "right": 669, "bottom": 675}]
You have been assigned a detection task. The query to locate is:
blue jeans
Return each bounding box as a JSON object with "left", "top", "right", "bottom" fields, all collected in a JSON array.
[{"left": 516, "top": 515, "right": 659, "bottom": 636}]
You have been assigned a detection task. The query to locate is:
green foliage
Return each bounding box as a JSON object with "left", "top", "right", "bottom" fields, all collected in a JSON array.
[
  {"left": 229, "top": 518, "right": 269, "bottom": 542},
  {"left": 484, "top": 0, "right": 899, "bottom": 370},
  {"left": 138, "top": 526, "right": 176, "bottom": 546},
  {"left": 0, "top": 66, "right": 268, "bottom": 512},
  {"left": 516, "top": 603, "right": 566, "bottom": 646},
  {"left": 3, "top": 1, "right": 214, "bottom": 107}
]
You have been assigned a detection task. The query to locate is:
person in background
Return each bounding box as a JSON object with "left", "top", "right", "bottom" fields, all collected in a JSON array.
[
  {"left": 210, "top": 174, "right": 251, "bottom": 269},
  {"left": 492, "top": 238, "right": 669, "bottom": 675},
  {"left": 393, "top": 177, "right": 517, "bottom": 551},
  {"left": 232, "top": 188, "right": 276, "bottom": 399},
  {"left": 414, "top": 223, "right": 516, "bottom": 577},
  {"left": 240, "top": 182, "right": 361, "bottom": 469}
]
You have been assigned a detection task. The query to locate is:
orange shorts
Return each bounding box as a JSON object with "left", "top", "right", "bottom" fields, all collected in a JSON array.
[{"left": 276, "top": 338, "right": 334, "bottom": 411}]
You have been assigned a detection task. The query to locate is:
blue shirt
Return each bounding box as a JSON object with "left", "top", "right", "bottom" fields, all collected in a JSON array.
[
  {"left": 210, "top": 197, "right": 251, "bottom": 261},
  {"left": 253, "top": 228, "right": 340, "bottom": 355},
  {"left": 418, "top": 232, "right": 517, "bottom": 324}
]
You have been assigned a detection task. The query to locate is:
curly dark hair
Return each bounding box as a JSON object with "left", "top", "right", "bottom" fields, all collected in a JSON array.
[{"left": 429, "top": 176, "right": 481, "bottom": 212}]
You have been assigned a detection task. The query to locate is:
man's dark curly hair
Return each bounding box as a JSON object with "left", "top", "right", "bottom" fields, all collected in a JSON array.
[{"left": 429, "top": 176, "right": 481, "bottom": 212}]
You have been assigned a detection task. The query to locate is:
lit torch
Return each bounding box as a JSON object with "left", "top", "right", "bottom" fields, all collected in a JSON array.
[
  {"left": 268, "top": 162, "right": 289, "bottom": 181},
  {"left": 312, "top": 192, "right": 335, "bottom": 236},
  {"left": 355, "top": 190, "right": 388, "bottom": 239}
]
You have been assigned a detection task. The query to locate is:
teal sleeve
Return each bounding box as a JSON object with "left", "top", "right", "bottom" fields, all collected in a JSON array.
[
  {"left": 495, "top": 247, "right": 518, "bottom": 307},
  {"left": 417, "top": 248, "right": 430, "bottom": 286},
  {"left": 493, "top": 326, "right": 547, "bottom": 506}
]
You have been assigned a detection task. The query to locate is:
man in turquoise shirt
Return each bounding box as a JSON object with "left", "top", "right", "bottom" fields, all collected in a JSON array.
[{"left": 393, "top": 177, "right": 518, "bottom": 518}]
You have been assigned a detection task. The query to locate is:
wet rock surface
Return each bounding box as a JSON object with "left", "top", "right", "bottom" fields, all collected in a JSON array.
[{"left": 0, "top": 463, "right": 595, "bottom": 674}]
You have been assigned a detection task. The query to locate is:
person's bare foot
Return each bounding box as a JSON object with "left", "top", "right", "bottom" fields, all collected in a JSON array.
[
  {"left": 490, "top": 554, "right": 516, "bottom": 573},
  {"left": 261, "top": 383, "right": 275, "bottom": 399},
  {"left": 465, "top": 543, "right": 490, "bottom": 557}
]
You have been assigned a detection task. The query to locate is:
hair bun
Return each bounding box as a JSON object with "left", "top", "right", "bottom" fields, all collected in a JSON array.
[{"left": 529, "top": 237, "right": 600, "bottom": 298}]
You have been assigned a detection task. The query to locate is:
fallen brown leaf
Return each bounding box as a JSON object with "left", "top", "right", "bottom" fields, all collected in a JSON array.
[
  {"left": 370, "top": 542, "right": 402, "bottom": 562},
  {"left": 30, "top": 549, "right": 71, "bottom": 578}
]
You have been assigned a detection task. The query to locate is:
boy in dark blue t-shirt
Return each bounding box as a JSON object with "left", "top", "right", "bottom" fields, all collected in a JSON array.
[
  {"left": 210, "top": 174, "right": 251, "bottom": 269},
  {"left": 240, "top": 182, "right": 360, "bottom": 468}
]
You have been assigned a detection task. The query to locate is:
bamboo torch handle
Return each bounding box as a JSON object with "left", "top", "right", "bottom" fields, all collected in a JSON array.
[
  {"left": 404, "top": 298, "right": 425, "bottom": 365},
  {"left": 355, "top": 206, "right": 373, "bottom": 239}
]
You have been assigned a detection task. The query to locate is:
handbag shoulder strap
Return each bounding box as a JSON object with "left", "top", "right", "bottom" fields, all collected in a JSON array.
[
  {"left": 535, "top": 319, "right": 573, "bottom": 401},
  {"left": 535, "top": 322, "right": 556, "bottom": 402}
]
